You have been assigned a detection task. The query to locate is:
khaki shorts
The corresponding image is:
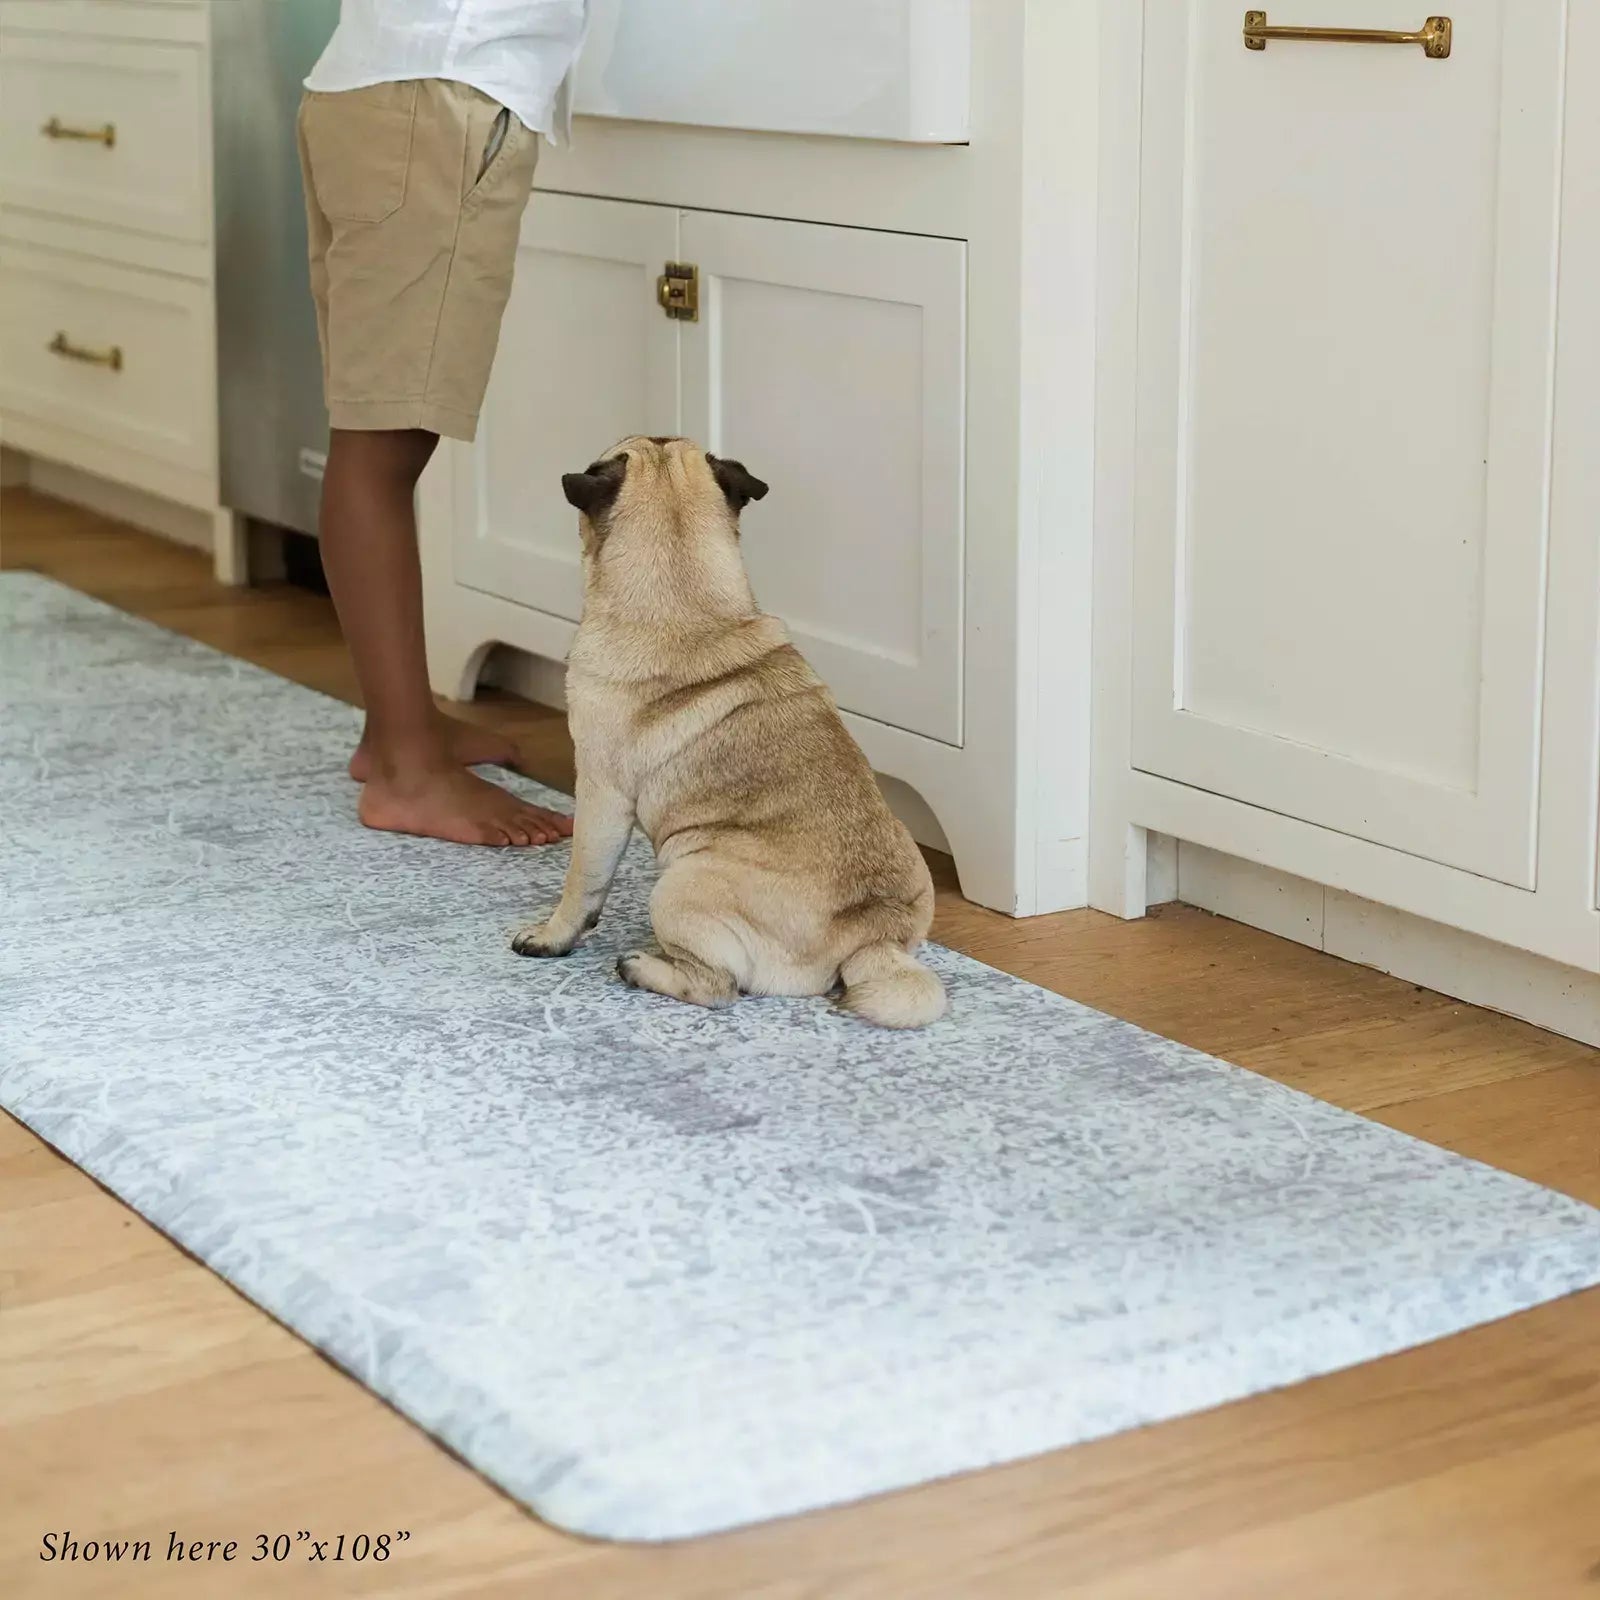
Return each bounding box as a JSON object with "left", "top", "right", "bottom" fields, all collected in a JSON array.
[{"left": 297, "top": 80, "right": 539, "bottom": 442}]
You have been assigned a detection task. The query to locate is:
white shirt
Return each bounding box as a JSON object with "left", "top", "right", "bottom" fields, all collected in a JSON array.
[{"left": 305, "top": 0, "right": 589, "bottom": 144}]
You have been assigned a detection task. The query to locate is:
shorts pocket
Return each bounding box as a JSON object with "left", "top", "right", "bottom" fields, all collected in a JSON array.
[
  {"left": 301, "top": 83, "right": 419, "bottom": 224},
  {"left": 464, "top": 113, "right": 539, "bottom": 213},
  {"left": 476, "top": 108, "right": 511, "bottom": 186}
]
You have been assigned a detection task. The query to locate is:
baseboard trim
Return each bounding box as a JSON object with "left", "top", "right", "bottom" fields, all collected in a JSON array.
[
  {"left": 25, "top": 459, "right": 215, "bottom": 553},
  {"left": 0, "top": 416, "right": 215, "bottom": 513},
  {"left": 1173, "top": 840, "right": 1600, "bottom": 1048}
]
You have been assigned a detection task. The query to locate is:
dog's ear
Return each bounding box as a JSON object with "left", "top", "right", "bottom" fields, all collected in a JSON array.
[
  {"left": 707, "top": 453, "right": 769, "bottom": 512},
  {"left": 561, "top": 455, "right": 627, "bottom": 520}
]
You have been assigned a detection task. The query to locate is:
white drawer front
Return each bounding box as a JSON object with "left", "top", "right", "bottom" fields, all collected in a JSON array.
[
  {"left": 0, "top": 243, "right": 214, "bottom": 475},
  {"left": 0, "top": 33, "right": 207, "bottom": 244}
]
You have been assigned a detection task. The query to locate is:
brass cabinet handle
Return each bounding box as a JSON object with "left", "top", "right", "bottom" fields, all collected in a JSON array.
[
  {"left": 48, "top": 332, "right": 123, "bottom": 372},
  {"left": 1243, "top": 11, "right": 1453, "bottom": 57},
  {"left": 41, "top": 116, "right": 117, "bottom": 147}
]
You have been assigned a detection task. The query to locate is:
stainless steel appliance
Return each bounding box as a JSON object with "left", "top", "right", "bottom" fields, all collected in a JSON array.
[{"left": 212, "top": 0, "right": 339, "bottom": 539}]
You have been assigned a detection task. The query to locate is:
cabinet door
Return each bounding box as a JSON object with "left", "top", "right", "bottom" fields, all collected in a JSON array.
[
  {"left": 1130, "top": 2, "right": 1565, "bottom": 886},
  {"left": 680, "top": 211, "right": 965, "bottom": 744},
  {"left": 451, "top": 193, "right": 679, "bottom": 624}
]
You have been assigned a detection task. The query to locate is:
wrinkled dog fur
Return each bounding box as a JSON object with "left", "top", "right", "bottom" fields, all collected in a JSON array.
[{"left": 512, "top": 436, "right": 945, "bottom": 1028}]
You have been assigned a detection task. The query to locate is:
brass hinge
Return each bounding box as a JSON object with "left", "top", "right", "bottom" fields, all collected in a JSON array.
[{"left": 657, "top": 262, "right": 699, "bottom": 322}]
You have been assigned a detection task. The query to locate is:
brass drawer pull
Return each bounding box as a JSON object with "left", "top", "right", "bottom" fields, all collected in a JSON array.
[
  {"left": 48, "top": 331, "right": 123, "bottom": 372},
  {"left": 41, "top": 116, "right": 117, "bottom": 147},
  {"left": 1243, "top": 10, "right": 1453, "bottom": 57}
]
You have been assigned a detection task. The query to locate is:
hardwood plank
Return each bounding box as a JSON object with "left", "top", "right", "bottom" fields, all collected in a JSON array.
[
  {"left": 1066, "top": 1420, "right": 1600, "bottom": 1600},
  {"left": 1232, "top": 1001, "right": 1592, "bottom": 1116},
  {"left": 3, "top": 488, "right": 1598, "bottom": 1599},
  {"left": 1374, "top": 1064, "right": 1600, "bottom": 1204}
]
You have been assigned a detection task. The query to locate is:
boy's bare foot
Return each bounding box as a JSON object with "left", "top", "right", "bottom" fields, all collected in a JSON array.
[
  {"left": 349, "top": 716, "right": 518, "bottom": 783},
  {"left": 358, "top": 766, "right": 573, "bottom": 847}
]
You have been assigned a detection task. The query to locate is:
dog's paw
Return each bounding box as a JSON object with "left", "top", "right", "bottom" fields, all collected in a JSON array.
[
  {"left": 616, "top": 952, "right": 647, "bottom": 987},
  {"left": 511, "top": 921, "right": 574, "bottom": 959}
]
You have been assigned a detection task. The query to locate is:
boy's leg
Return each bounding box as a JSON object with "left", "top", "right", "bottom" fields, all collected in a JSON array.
[
  {"left": 298, "top": 80, "right": 572, "bottom": 847},
  {"left": 318, "top": 426, "right": 567, "bottom": 847},
  {"left": 340, "top": 448, "right": 516, "bottom": 785}
]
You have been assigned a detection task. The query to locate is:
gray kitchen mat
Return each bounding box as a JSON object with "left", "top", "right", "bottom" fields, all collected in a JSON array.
[{"left": 4, "top": 571, "right": 1600, "bottom": 1541}]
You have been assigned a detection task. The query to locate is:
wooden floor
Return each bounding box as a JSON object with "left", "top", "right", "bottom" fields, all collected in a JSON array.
[{"left": 3, "top": 486, "right": 1598, "bottom": 1599}]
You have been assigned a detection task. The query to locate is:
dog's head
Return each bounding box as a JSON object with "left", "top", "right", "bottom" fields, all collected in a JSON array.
[{"left": 561, "top": 436, "right": 768, "bottom": 615}]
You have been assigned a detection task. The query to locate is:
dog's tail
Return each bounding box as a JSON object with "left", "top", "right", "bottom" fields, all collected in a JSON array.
[{"left": 837, "top": 941, "right": 947, "bottom": 1029}]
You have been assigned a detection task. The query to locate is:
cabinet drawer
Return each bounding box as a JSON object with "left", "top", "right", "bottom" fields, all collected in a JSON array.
[
  {"left": 0, "top": 32, "right": 207, "bottom": 244},
  {"left": 0, "top": 243, "right": 214, "bottom": 477}
]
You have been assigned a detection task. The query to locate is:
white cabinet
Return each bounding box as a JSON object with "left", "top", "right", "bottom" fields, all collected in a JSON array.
[
  {"left": 448, "top": 194, "right": 967, "bottom": 746},
  {"left": 1129, "top": 0, "right": 1564, "bottom": 889},
  {"left": 423, "top": 11, "right": 1092, "bottom": 920},
  {"left": 1099, "top": 0, "right": 1600, "bottom": 985},
  {"left": 0, "top": 0, "right": 219, "bottom": 517}
]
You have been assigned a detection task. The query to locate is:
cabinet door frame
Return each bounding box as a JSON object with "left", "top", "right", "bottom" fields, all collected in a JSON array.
[
  {"left": 1129, "top": 0, "right": 1567, "bottom": 889},
  {"left": 678, "top": 208, "right": 967, "bottom": 745},
  {"left": 450, "top": 192, "right": 681, "bottom": 625}
]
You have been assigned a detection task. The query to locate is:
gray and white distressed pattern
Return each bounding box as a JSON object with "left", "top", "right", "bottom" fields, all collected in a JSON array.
[{"left": 3, "top": 571, "right": 1599, "bottom": 1542}]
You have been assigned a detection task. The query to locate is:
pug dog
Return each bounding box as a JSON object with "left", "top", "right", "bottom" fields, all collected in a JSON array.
[{"left": 510, "top": 435, "right": 946, "bottom": 1029}]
